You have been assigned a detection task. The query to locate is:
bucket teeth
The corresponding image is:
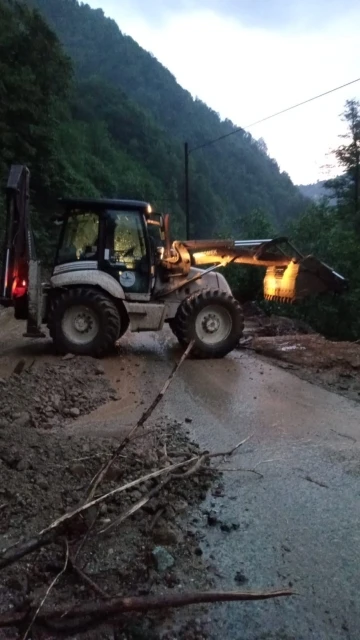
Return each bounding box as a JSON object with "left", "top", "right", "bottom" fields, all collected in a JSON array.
[{"left": 264, "top": 294, "right": 293, "bottom": 304}]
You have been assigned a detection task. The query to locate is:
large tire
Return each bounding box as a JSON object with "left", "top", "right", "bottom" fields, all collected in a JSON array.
[
  {"left": 173, "top": 289, "right": 244, "bottom": 358},
  {"left": 168, "top": 318, "right": 187, "bottom": 346},
  {"left": 48, "top": 288, "right": 121, "bottom": 357}
]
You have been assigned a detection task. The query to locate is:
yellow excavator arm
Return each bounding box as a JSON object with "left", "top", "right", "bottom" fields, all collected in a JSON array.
[{"left": 160, "top": 237, "right": 347, "bottom": 303}]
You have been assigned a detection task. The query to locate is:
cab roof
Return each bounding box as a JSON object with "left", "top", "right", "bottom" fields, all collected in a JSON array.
[{"left": 59, "top": 197, "right": 152, "bottom": 212}]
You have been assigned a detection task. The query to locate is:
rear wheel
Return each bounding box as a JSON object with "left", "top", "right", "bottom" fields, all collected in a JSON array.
[
  {"left": 48, "top": 288, "right": 121, "bottom": 357},
  {"left": 173, "top": 289, "right": 244, "bottom": 358}
]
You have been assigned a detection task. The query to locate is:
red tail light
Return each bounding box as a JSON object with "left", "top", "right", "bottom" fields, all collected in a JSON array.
[{"left": 12, "top": 277, "right": 27, "bottom": 298}]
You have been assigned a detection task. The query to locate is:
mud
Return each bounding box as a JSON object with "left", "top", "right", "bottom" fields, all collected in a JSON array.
[{"left": 1, "top": 310, "right": 360, "bottom": 639}]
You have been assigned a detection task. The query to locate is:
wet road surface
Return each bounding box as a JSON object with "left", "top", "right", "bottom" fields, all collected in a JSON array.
[
  {"left": 1, "top": 316, "right": 359, "bottom": 639},
  {"left": 101, "top": 330, "right": 360, "bottom": 640}
]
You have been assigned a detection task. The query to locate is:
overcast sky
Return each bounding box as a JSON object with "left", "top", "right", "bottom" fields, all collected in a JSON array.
[{"left": 87, "top": 0, "right": 360, "bottom": 184}]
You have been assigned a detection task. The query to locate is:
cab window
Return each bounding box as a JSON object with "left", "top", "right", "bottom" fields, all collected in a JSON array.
[
  {"left": 57, "top": 212, "right": 99, "bottom": 264},
  {"left": 105, "top": 210, "right": 146, "bottom": 268}
]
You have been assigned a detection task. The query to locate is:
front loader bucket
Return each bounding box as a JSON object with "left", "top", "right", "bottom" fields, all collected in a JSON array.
[{"left": 263, "top": 256, "right": 347, "bottom": 303}]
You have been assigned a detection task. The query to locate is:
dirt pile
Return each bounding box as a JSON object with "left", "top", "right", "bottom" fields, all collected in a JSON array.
[
  {"left": 241, "top": 302, "right": 315, "bottom": 339},
  {"left": 0, "top": 357, "right": 216, "bottom": 639},
  {"left": 0, "top": 357, "right": 116, "bottom": 431},
  {"left": 250, "top": 334, "right": 360, "bottom": 402}
]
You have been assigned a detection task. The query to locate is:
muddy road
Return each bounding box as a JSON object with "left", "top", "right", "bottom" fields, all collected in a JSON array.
[{"left": 1, "top": 313, "right": 360, "bottom": 639}]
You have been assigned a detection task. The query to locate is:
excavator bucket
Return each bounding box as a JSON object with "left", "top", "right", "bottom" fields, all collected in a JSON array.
[
  {"left": 182, "top": 237, "right": 347, "bottom": 303},
  {"left": 263, "top": 256, "right": 347, "bottom": 303}
]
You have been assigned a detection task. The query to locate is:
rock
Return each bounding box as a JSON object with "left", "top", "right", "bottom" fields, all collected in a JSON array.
[
  {"left": 212, "top": 484, "right": 225, "bottom": 498},
  {"left": 13, "top": 359, "right": 26, "bottom": 375},
  {"left": 44, "top": 419, "right": 58, "bottom": 430},
  {"left": 16, "top": 459, "right": 30, "bottom": 472},
  {"left": 0, "top": 378, "right": 6, "bottom": 385},
  {"left": 51, "top": 394, "right": 62, "bottom": 411},
  {"left": 95, "top": 365, "right": 105, "bottom": 376},
  {"left": 220, "top": 521, "right": 239, "bottom": 532},
  {"left": 173, "top": 499, "right": 188, "bottom": 513},
  {"left": 106, "top": 464, "right": 122, "bottom": 481},
  {"left": 152, "top": 546, "right": 175, "bottom": 573},
  {"left": 14, "top": 412, "right": 31, "bottom": 428},
  {"left": 99, "top": 503, "right": 108, "bottom": 515},
  {"left": 37, "top": 477, "right": 49, "bottom": 491},
  {"left": 0, "top": 418, "right": 8, "bottom": 429},
  {"left": 69, "top": 407, "right": 80, "bottom": 418},
  {"left": 234, "top": 571, "right": 248, "bottom": 585},
  {"left": 70, "top": 462, "right": 87, "bottom": 477},
  {"left": 144, "top": 452, "right": 159, "bottom": 469},
  {"left": 62, "top": 353, "right": 75, "bottom": 361},
  {"left": 1, "top": 447, "right": 21, "bottom": 467},
  {"left": 6, "top": 575, "right": 28, "bottom": 592},
  {"left": 185, "top": 417, "right": 193, "bottom": 424},
  {"left": 207, "top": 511, "right": 219, "bottom": 526},
  {"left": 152, "top": 525, "right": 180, "bottom": 546}
]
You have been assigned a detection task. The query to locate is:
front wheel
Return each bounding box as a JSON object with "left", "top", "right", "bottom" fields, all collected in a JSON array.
[
  {"left": 48, "top": 288, "right": 121, "bottom": 357},
  {"left": 173, "top": 289, "right": 244, "bottom": 358}
]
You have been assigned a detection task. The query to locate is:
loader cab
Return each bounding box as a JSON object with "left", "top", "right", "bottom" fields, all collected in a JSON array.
[{"left": 55, "top": 198, "right": 159, "bottom": 296}]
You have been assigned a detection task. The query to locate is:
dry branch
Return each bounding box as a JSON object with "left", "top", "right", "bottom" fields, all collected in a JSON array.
[
  {"left": 22, "top": 539, "right": 69, "bottom": 640},
  {"left": 0, "top": 456, "right": 198, "bottom": 571},
  {"left": 0, "top": 589, "right": 294, "bottom": 629},
  {"left": 69, "top": 558, "right": 108, "bottom": 599},
  {"left": 0, "top": 428, "right": 255, "bottom": 572},
  {"left": 99, "top": 477, "right": 171, "bottom": 535},
  {"left": 86, "top": 340, "right": 194, "bottom": 502},
  {"left": 208, "top": 435, "right": 253, "bottom": 459}
]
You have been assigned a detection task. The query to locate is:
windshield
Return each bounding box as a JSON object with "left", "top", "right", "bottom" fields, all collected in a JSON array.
[
  {"left": 57, "top": 212, "right": 99, "bottom": 264},
  {"left": 105, "top": 210, "right": 146, "bottom": 268}
]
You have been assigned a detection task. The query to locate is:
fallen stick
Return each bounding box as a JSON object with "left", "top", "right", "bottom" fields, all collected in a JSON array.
[
  {"left": 0, "top": 589, "right": 294, "bottom": 628},
  {"left": 22, "top": 539, "right": 69, "bottom": 640},
  {"left": 69, "top": 558, "right": 108, "bottom": 599},
  {"left": 86, "top": 340, "right": 194, "bottom": 502},
  {"left": 99, "top": 477, "right": 171, "bottom": 535},
  {"left": 0, "top": 456, "right": 198, "bottom": 571},
  {"left": 208, "top": 435, "right": 253, "bottom": 459}
]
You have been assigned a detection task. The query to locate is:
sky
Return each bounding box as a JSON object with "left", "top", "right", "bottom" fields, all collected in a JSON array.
[{"left": 86, "top": 0, "right": 360, "bottom": 185}]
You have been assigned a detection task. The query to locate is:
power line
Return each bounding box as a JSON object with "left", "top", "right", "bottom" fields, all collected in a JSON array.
[{"left": 190, "top": 76, "right": 360, "bottom": 153}]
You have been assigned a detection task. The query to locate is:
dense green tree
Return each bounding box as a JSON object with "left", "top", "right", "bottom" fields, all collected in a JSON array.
[
  {"left": 0, "top": 0, "right": 71, "bottom": 196},
  {"left": 325, "top": 99, "right": 360, "bottom": 230},
  {"left": 285, "top": 102, "right": 360, "bottom": 340},
  {"left": 26, "top": 0, "right": 308, "bottom": 237}
]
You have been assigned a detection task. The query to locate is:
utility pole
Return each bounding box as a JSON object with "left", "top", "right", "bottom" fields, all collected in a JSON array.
[{"left": 184, "top": 142, "right": 190, "bottom": 240}]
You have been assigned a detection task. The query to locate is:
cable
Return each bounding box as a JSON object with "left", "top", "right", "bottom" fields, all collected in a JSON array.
[{"left": 190, "top": 76, "right": 360, "bottom": 153}]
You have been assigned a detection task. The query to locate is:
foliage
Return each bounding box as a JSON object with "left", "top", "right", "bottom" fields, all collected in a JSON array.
[
  {"left": 26, "top": 0, "right": 308, "bottom": 238},
  {"left": 325, "top": 99, "right": 360, "bottom": 231},
  {"left": 221, "top": 209, "right": 275, "bottom": 302},
  {"left": 284, "top": 101, "right": 360, "bottom": 340},
  {"left": 3, "top": 0, "right": 358, "bottom": 342}
]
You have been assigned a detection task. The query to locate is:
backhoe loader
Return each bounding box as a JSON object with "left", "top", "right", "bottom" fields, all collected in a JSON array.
[{"left": 0, "top": 165, "right": 347, "bottom": 358}]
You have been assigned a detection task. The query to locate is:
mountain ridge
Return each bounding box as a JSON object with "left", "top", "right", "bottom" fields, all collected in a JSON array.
[{"left": 26, "top": 0, "right": 308, "bottom": 237}]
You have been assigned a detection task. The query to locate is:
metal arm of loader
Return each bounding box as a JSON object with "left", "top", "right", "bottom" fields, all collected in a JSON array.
[{"left": 161, "top": 237, "right": 347, "bottom": 303}]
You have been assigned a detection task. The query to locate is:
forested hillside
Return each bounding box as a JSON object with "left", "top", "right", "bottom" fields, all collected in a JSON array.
[
  {"left": 22, "top": 0, "right": 307, "bottom": 238},
  {"left": 1, "top": 0, "right": 359, "bottom": 340},
  {"left": 298, "top": 181, "right": 331, "bottom": 201}
]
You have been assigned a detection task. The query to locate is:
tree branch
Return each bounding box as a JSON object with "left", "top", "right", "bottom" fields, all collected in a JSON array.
[{"left": 0, "top": 589, "right": 294, "bottom": 629}]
